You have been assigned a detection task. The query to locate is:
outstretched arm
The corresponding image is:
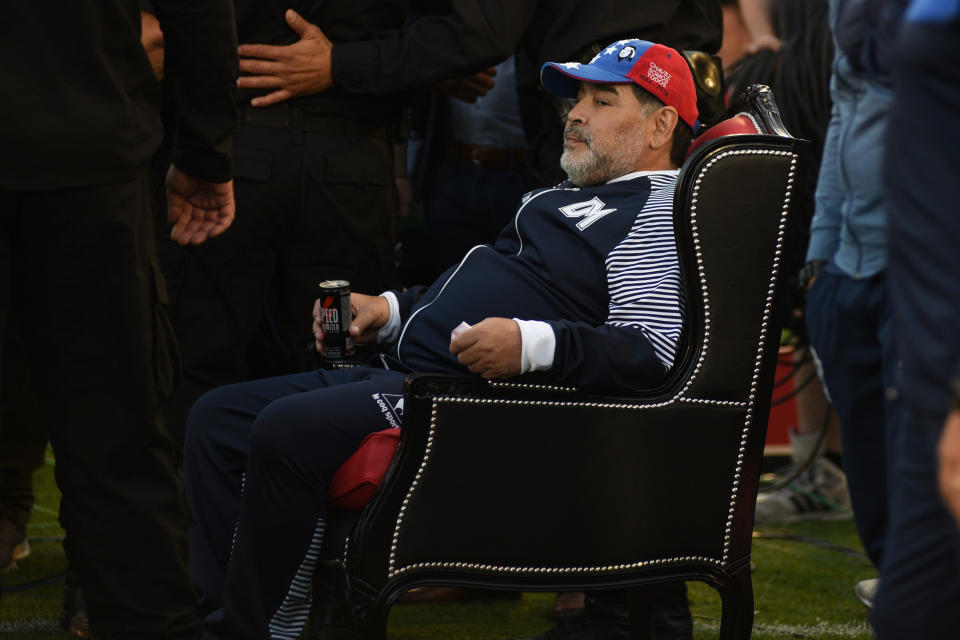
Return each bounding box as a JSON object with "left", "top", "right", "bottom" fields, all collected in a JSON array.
[{"left": 236, "top": 2, "right": 534, "bottom": 106}]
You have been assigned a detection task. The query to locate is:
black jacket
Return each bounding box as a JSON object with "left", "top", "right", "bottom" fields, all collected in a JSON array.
[
  {"left": 0, "top": 0, "right": 237, "bottom": 190},
  {"left": 234, "top": 0, "right": 414, "bottom": 122}
]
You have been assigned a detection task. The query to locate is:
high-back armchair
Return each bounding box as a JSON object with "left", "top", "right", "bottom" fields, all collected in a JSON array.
[{"left": 321, "top": 85, "right": 806, "bottom": 640}]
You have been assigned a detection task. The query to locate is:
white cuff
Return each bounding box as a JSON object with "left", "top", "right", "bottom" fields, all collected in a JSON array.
[
  {"left": 376, "top": 292, "right": 401, "bottom": 343},
  {"left": 513, "top": 319, "right": 556, "bottom": 374}
]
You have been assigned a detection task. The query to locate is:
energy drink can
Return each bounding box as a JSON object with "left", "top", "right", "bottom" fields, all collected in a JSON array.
[{"left": 318, "top": 280, "right": 353, "bottom": 360}]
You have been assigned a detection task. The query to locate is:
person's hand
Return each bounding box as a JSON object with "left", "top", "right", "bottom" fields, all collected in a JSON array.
[
  {"left": 237, "top": 9, "right": 332, "bottom": 107},
  {"left": 166, "top": 166, "right": 235, "bottom": 245},
  {"left": 449, "top": 317, "right": 522, "bottom": 379},
  {"left": 312, "top": 293, "right": 389, "bottom": 352},
  {"left": 938, "top": 409, "right": 960, "bottom": 527},
  {"left": 434, "top": 67, "right": 497, "bottom": 103},
  {"left": 745, "top": 33, "right": 782, "bottom": 54}
]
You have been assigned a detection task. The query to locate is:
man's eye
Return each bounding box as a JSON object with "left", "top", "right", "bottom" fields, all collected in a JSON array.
[{"left": 595, "top": 99, "right": 609, "bottom": 106}]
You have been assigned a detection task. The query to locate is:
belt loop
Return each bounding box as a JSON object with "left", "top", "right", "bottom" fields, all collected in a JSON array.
[{"left": 291, "top": 105, "right": 305, "bottom": 145}]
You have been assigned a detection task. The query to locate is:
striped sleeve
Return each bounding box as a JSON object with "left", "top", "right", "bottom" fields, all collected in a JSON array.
[{"left": 604, "top": 175, "right": 685, "bottom": 369}]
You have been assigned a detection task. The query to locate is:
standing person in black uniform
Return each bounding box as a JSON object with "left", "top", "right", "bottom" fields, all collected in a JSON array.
[
  {"left": 236, "top": 0, "right": 723, "bottom": 187},
  {"left": 0, "top": 1, "right": 237, "bottom": 637},
  {"left": 160, "top": 1, "right": 418, "bottom": 447}
]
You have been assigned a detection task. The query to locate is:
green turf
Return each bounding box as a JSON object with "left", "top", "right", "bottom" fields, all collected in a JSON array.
[{"left": 1, "top": 456, "right": 875, "bottom": 639}]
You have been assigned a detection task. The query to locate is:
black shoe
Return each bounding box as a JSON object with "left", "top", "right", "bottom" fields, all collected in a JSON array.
[{"left": 60, "top": 572, "right": 92, "bottom": 639}]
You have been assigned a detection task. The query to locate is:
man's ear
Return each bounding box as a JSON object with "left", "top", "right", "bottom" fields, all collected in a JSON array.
[{"left": 649, "top": 107, "right": 680, "bottom": 151}]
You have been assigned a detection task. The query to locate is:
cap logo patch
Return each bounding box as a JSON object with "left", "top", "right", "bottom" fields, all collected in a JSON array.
[
  {"left": 617, "top": 46, "right": 636, "bottom": 62},
  {"left": 647, "top": 61, "right": 671, "bottom": 88}
]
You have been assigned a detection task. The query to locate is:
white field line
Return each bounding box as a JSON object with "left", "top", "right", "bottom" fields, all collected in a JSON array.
[
  {"left": 0, "top": 619, "right": 60, "bottom": 633},
  {"left": 697, "top": 618, "right": 873, "bottom": 638}
]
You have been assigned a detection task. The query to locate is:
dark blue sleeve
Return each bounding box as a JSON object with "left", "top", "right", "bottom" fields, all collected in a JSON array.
[{"left": 547, "top": 320, "right": 668, "bottom": 390}]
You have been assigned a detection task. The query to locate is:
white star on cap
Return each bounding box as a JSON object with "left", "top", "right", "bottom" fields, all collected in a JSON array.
[
  {"left": 614, "top": 39, "right": 634, "bottom": 46},
  {"left": 561, "top": 62, "right": 581, "bottom": 69},
  {"left": 603, "top": 45, "right": 619, "bottom": 55}
]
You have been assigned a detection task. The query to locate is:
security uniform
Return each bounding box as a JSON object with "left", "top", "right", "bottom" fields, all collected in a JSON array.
[{"left": 0, "top": 1, "right": 236, "bottom": 637}]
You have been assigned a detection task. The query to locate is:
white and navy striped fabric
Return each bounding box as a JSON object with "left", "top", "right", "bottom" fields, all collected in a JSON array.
[
  {"left": 605, "top": 172, "right": 684, "bottom": 369},
  {"left": 268, "top": 518, "right": 326, "bottom": 639}
]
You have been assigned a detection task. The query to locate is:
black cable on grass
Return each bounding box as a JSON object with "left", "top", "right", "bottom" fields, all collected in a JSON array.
[
  {"left": 753, "top": 531, "right": 870, "bottom": 563},
  {"left": 1, "top": 572, "right": 65, "bottom": 593}
]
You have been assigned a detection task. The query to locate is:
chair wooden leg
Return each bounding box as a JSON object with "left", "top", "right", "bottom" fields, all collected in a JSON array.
[{"left": 718, "top": 568, "right": 754, "bottom": 640}]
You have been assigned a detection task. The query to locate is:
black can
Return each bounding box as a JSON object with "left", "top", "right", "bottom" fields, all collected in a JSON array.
[{"left": 318, "top": 280, "right": 353, "bottom": 360}]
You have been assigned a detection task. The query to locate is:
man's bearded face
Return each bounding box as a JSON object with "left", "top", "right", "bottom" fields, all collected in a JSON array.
[{"left": 559, "top": 84, "right": 651, "bottom": 187}]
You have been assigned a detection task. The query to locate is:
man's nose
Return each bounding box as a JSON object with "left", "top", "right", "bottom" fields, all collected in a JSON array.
[{"left": 566, "top": 98, "right": 587, "bottom": 124}]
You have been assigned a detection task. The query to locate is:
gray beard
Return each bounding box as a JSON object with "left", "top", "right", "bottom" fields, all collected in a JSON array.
[
  {"left": 561, "top": 146, "right": 615, "bottom": 187},
  {"left": 560, "top": 126, "right": 642, "bottom": 187}
]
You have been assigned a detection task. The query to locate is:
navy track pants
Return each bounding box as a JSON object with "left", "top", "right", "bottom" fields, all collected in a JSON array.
[{"left": 183, "top": 366, "right": 407, "bottom": 640}]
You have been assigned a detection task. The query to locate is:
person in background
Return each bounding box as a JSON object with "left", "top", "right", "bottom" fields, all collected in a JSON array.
[
  {"left": 801, "top": 0, "right": 908, "bottom": 612},
  {"left": 411, "top": 55, "right": 538, "bottom": 280},
  {"left": 873, "top": 0, "right": 960, "bottom": 637},
  {"left": 159, "top": 1, "right": 419, "bottom": 453},
  {"left": 0, "top": 0, "right": 237, "bottom": 636}
]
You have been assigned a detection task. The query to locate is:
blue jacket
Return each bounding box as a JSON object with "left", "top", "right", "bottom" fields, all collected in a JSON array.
[
  {"left": 387, "top": 172, "right": 685, "bottom": 390},
  {"left": 806, "top": 0, "right": 908, "bottom": 278}
]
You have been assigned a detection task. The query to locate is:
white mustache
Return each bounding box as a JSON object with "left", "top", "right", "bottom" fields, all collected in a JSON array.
[{"left": 564, "top": 125, "right": 591, "bottom": 146}]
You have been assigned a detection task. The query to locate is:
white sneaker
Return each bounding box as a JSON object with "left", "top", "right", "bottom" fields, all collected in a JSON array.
[
  {"left": 755, "top": 456, "right": 853, "bottom": 523},
  {"left": 854, "top": 578, "right": 878, "bottom": 610}
]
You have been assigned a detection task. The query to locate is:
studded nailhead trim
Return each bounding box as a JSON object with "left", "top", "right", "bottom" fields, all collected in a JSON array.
[
  {"left": 487, "top": 381, "right": 579, "bottom": 393},
  {"left": 382, "top": 146, "right": 799, "bottom": 579},
  {"left": 720, "top": 151, "right": 797, "bottom": 559},
  {"left": 390, "top": 555, "right": 723, "bottom": 579}
]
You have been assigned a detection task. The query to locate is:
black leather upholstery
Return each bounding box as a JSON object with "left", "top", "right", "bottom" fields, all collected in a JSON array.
[{"left": 319, "top": 86, "right": 805, "bottom": 640}]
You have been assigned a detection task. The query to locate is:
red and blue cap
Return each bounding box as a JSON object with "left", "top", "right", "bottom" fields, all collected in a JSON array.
[{"left": 541, "top": 39, "right": 699, "bottom": 131}]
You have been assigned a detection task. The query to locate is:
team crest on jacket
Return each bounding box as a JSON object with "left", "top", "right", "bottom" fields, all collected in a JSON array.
[{"left": 559, "top": 197, "right": 617, "bottom": 230}]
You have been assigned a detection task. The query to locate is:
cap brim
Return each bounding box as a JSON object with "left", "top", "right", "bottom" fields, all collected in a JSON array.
[{"left": 540, "top": 62, "right": 633, "bottom": 98}]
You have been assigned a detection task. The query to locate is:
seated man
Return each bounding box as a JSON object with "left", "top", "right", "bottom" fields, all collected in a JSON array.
[{"left": 184, "top": 38, "right": 697, "bottom": 640}]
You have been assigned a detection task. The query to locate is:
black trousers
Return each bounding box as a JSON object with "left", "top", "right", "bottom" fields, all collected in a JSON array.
[
  {"left": 0, "top": 171, "right": 200, "bottom": 640},
  {"left": 160, "top": 107, "right": 398, "bottom": 446}
]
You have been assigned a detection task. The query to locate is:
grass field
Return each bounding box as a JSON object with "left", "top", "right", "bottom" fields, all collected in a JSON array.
[{"left": 1, "top": 454, "right": 876, "bottom": 639}]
